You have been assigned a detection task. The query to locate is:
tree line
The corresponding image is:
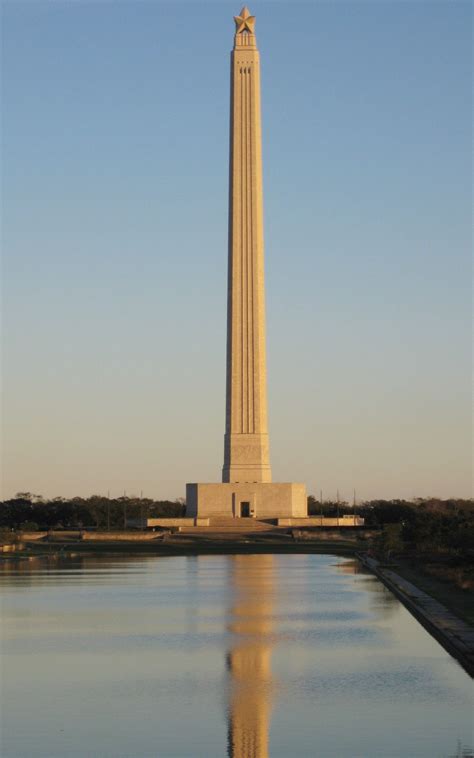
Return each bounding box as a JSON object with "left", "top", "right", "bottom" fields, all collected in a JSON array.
[
  {"left": 310, "top": 496, "right": 474, "bottom": 557},
  {"left": 0, "top": 493, "right": 185, "bottom": 531},
  {"left": 0, "top": 494, "right": 472, "bottom": 558}
]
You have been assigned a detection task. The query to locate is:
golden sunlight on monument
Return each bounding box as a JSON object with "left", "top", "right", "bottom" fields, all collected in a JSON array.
[{"left": 186, "top": 7, "right": 307, "bottom": 520}]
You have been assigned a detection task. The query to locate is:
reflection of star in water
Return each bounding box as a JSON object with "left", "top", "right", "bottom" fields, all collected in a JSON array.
[{"left": 234, "top": 6, "right": 256, "bottom": 34}]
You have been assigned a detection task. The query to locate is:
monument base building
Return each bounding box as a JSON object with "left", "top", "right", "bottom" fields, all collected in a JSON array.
[
  {"left": 186, "top": 9, "right": 307, "bottom": 521},
  {"left": 186, "top": 483, "right": 307, "bottom": 520}
]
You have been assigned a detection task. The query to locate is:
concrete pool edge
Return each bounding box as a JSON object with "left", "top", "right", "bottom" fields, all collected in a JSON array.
[{"left": 358, "top": 554, "right": 474, "bottom": 678}]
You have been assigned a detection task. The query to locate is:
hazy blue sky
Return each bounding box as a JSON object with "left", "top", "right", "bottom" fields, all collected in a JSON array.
[{"left": 2, "top": 1, "right": 472, "bottom": 502}]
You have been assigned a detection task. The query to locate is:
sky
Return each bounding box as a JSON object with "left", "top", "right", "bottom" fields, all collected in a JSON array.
[{"left": 2, "top": 0, "right": 472, "bottom": 502}]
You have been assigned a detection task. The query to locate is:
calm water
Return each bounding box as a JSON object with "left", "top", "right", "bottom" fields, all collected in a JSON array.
[{"left": 0, "top": 554, "right": 472, "bottom": 758}]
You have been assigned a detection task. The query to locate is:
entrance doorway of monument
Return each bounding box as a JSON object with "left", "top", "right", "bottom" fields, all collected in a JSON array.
[{"left": 240, "top": 502, "right": 251, "bottom": 517}]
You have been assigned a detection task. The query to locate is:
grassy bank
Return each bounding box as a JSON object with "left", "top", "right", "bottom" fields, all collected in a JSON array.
[
  {"left": 4, "top": 534, "right": 359, "bottom": 558},
  {"left": 392, "top": 560, "right": 474, "bottom": 628}
]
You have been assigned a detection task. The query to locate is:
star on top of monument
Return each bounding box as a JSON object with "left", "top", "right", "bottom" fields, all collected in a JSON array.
[{"left": 234, "top": 6, "right": 256, "bottom": 34}]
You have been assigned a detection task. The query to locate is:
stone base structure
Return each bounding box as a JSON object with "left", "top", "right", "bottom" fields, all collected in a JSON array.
[{"left": 186, "top": 483, "right": 307, "bottom": 520}]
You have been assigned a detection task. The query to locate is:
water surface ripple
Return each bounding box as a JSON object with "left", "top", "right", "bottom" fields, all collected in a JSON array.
[{"left": 1, "top": 553, "right": 472, "bottom": 757}]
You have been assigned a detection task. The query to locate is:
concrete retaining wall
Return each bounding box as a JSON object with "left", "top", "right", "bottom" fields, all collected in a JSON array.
[
  {"left": 147, "top": 519, "right": 196, "bottom": 529},
  {"left": 82, "top": 532, "right": 161, "bottom": 541},
  {"left": 279, "top": 517, "right": 365, "bottom": 527},
  {"left": 1, "top": 542, "right": 26, "bottom": 552},
  {"left": 293, "top": 530, "right": 360, "bottom": 542}
]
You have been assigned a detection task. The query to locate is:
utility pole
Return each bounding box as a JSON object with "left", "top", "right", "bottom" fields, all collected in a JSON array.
[
  {"left": 106, "top": 490, "right": 111, "bottom": 531},
  {"left": 337, "top": 490, "right": 340, "bottom": 526},
  {"left": 320, "top": 489, "right": 323, "bottom": 525}
]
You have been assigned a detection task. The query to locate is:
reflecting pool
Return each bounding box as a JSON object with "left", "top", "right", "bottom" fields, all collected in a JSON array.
[{"left": 1, "top": 554, "right": 472, "bottom": 757}]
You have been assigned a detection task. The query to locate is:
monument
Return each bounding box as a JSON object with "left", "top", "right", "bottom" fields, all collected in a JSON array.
[{"left": 186, "top": 7, "right": 307, "bottom": 519}]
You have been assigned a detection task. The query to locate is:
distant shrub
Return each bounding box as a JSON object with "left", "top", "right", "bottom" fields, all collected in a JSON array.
[{"left": 20, "top": 521, "right": 40, "bottom": 531}]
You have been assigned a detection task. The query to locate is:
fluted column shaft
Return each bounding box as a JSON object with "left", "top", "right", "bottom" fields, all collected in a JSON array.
[{"left": 223, "top": 28, "right": 272, "bottom": 484}]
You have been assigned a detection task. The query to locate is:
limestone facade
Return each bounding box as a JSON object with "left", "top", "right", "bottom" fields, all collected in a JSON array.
[
  {"left": 223, "top": 8, "right": 271, "bottom": 484},
  {"left": 186, "top": 482, "right": 307, "bottom": 519}
]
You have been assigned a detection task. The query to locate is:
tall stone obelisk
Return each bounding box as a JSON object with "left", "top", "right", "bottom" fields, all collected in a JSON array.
[
  {"left": 186, "top": 8, "right": 307, "bottom": 520},
  {"left": 223, "top": 7, "right": 271, "bottom": 484}
]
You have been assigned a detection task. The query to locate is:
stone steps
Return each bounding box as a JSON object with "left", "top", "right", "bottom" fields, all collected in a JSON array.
[
  {"left": 179, "top": 521, "right": 276, "bottom": 534},
  {"left": 179, "top": 527, "right": 275, "bottom": 534},
  {"left": 208, "top": 518, "right": 274, "bottom": 527}
]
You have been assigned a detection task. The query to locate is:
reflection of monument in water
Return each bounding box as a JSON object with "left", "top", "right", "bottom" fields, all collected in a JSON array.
[
  {"left": 226, "top": 555, "right": 274, "bottom": 758},
  {"left": 186, "top": 7, "right": 307, "bottom": 521}
]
